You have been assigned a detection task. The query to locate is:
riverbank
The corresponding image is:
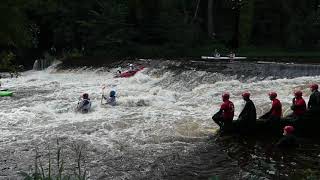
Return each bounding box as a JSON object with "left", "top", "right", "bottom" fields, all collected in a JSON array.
[
  {"left": 58, "top": 46, "right": 320, "bottom": 68},
  {"left": 58, "top": 55, "right": 320, "bottom": 71}
]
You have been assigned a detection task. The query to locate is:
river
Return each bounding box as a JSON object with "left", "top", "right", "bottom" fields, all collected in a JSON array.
[{"left": 0, "top": 59, "right": 319, "bottom": 179}]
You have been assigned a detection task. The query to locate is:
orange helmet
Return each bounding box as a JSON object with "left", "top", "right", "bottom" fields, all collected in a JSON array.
[
  {"left": 294, "top": 90, "right": 302, "bottom": 97},
  {"left": 268, "top": 92, "right": 277, "bottom": 98},
  {"left": 284, "top": 126, "right": 294, "bottom": 134},
  {"left": 222, "top": 93, "right": 230, "bottom": 101},
  {"left": 309, "top": 84, "right": 318, "bottom": 91},
  {"left": 242, "top": 92, "right": 250, "bottom": 99}
]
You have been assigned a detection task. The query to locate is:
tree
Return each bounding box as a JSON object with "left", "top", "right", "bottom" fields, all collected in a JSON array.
[
  {"left": 238, "top": 0, "right": 255, "bottom": 47},
  {"left": 208, "top": 0, "right": 214, "bottom": 38},
  {"left": 0, "top": 0, "right": 32, "bottom": 48}
]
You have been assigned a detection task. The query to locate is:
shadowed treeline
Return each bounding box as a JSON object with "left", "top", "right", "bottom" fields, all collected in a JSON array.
[{"left": 1, "top": 0, "right": 320, "bottom": 70}]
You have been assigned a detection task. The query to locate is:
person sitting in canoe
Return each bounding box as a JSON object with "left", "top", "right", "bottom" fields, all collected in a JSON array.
[
  {"left": 103, "top": 90, "right": 116, "bottom": 106},
  {"left": 288, "top": 90, "right": 306, "bottom": 119},
  {"left": 213, "top": 49, "right": 220, "bottom": 58},
  {"left": 285, "top": 90, "right": 307, "bottom": 134},
  {"left": 77, "top": 93, "right": 92, "bottom": 113},
  {"left": 212, "top": 92, "right": 235, "bottom": 132},
  {"left": 235, "top": 92, "right": 257, "bottom": 134},
  {"left": 307, "top": 83, "right": 320, "bottom": 113},
  {"left": 259, "top": 92, "right": 282, "bottom": 129},
  {"left": 296, "top": 83, "right": 320, "bottom": 134},
  {"left": 228, "top": 51, "right": 236, "bottom": 58},
  {"left": 276, "top": 126, "right": 298, "bottom": 148},
  {"left": 116, "top": 67, "right": 122, "bottom": 74},
  {"left": 128, "top": 64, "right": 137, "bottom": 71}
]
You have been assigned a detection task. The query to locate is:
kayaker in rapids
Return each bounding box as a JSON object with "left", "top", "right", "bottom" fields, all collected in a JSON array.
[{"left": 77, "top": 93, "right": 92, "bottom": 113}]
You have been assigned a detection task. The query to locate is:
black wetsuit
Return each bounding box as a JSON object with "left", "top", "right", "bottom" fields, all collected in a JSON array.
[
  {"left": 212, "top": 110, "right": 233, "bottom": 132},
  {"left": 308, "top": 90, "right": 320, "bottom": 112},
  {"left": 78, "top": 99, "right": 91, "bottom": 113},
  {"left": 276, "top": 134, "right": 298, "bottom": 148},
  {"left": 297, "top": 90, "right": 320, "bottom": 134},
  {"left": 236, "top": 100, "right": 257, "bottom": 134}
]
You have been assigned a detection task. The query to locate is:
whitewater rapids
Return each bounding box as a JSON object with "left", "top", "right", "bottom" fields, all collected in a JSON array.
[{"left": 0, "top": 60, "right": 319, "bottom": 179}]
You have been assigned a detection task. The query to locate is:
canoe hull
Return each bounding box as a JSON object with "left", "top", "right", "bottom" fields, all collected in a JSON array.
[
  {"left": 0, "top": 91, "right": 13, "bottom": 97},
  {"left": 201, "top": 56, "right": 247, "bottom": 60}
]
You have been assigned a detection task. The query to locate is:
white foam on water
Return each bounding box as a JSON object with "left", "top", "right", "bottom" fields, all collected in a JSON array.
[{"left": 1, "top": 67, "right": 320, "bottom": 155}]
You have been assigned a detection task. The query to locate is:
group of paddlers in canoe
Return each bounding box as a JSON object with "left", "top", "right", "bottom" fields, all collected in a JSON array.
[{"left": 212, "top": 83, "right": 320, "bottom": 147}]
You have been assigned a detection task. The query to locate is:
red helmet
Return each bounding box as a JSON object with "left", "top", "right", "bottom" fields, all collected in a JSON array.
[
  {"left": 242, "top": 92, "right": 250, "bottom": 99},
  {"left": 82, "top": 93, "right": 89, "bottom": 99},
  {"left": 294, "top": 90, "right": 302, "bottom": 97},
  {"left": 309, "top": 84, "right": 318, "bottom": 91},
  {"left": 222, "top": 93, "right": 230, "bottom": 100},
  {"left": 284, "top": 126, "right": 294, "bottom": 134},
  {"left": 268, "top": 92, "right": 277, "bottom": 98}
]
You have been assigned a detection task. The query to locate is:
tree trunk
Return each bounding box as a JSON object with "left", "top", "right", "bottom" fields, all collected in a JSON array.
[
  {"left": 238, "top": 0, "right": 255, "bottom": 47},
  {"left": 207, "top": 0, "right": 214, "bottom": 38}
]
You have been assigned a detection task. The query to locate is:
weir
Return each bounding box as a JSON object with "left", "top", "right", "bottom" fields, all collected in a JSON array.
[{"left": 32, "top": 58, "right": 53, "bottom": 70}]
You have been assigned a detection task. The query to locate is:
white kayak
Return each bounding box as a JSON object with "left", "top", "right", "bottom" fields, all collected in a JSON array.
[{"left": 201, "top": 56, "right": 247, "bottom": 60}]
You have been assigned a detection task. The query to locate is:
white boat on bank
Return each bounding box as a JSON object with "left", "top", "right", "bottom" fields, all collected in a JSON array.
[{"left": 201, "top": 56, "right": 247, "bottom": 60}]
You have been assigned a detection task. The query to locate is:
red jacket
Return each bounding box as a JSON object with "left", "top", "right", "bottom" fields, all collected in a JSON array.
[
  {"left": 293, "top": 98, "right": 306, "bottom": 116},
  {"left": 220, "top": 100, "right": 234, "bottom": 121},
  {"left": 271, "top": 98, "right": 282, "bottom": 118}
]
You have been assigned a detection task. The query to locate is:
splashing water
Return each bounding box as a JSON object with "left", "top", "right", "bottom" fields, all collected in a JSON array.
[{"left": 1, "top": 61, "right": 320, "bottom": 179}]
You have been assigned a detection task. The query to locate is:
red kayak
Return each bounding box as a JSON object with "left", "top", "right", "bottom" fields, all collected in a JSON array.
[{"left": 115, "top": 66, "right": 145, "bottom": 78}]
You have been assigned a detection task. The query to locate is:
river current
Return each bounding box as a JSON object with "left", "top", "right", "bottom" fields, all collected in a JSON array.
[{"left": 0, "top": 60, "right": 320, "bottom": 179}]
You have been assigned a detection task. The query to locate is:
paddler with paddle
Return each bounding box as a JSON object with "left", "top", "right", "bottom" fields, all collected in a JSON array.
[{"left": 101, "top": 86, "right": 117, "bottom": 106}]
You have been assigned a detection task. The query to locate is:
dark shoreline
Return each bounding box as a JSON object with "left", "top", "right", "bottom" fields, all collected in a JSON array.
[
  {"left": 60, "top": 56, "right": 320, "bottom": 68},
  {"left": 1, "top": 56, "right": 320, "bottom": 74}
]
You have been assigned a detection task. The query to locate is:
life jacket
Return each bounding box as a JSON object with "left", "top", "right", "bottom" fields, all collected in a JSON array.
[
  {"left": 293, "top": 98, "right": 306, "bottom": 116},
  {"left": 107, "top": 96, "right": 116, "bottom": 106},
  {"left": 271, "top": 98, "right": 282, "bottom": 118},
  {"left": 79, "top": 99, "right": 91, "bottom": 112},
  {"left": 220, "top": 100, "right": 234, "bottom": 121}
]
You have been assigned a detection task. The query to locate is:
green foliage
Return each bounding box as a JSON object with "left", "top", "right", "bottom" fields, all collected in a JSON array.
[
  {"left": 19, "top": 140, "right": 88, "bottom": 180},
  {"left": 300, "top": 169, "right": 320, "bottom": 180},
  {"left": 0, "top": 51, "right": 18, "bottom": 72},
  {"left": 1, "top": 0, "right": 320, "bottom": 63},
  {"left": 209, "top": 175, "right": 220, "bottom": 180},
  {"left": 77, "top": 0, "right": 133, "bottom": 56},
  {"left": 0, "top": 0, "right": 32, "bottom": 48},
  {"left": 238, "top": 0, "right": 255, "bottom": 47},
  {"left": 285, "top": 10, "right": 320, "bottom": 49},
  {"left": 62, "top": 49, "right": 84, "bottom": 59}
]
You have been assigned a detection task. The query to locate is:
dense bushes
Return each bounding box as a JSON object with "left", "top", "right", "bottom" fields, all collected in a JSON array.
[{"left": 0, "top": 0, "right": 319, "bottom": 68}]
